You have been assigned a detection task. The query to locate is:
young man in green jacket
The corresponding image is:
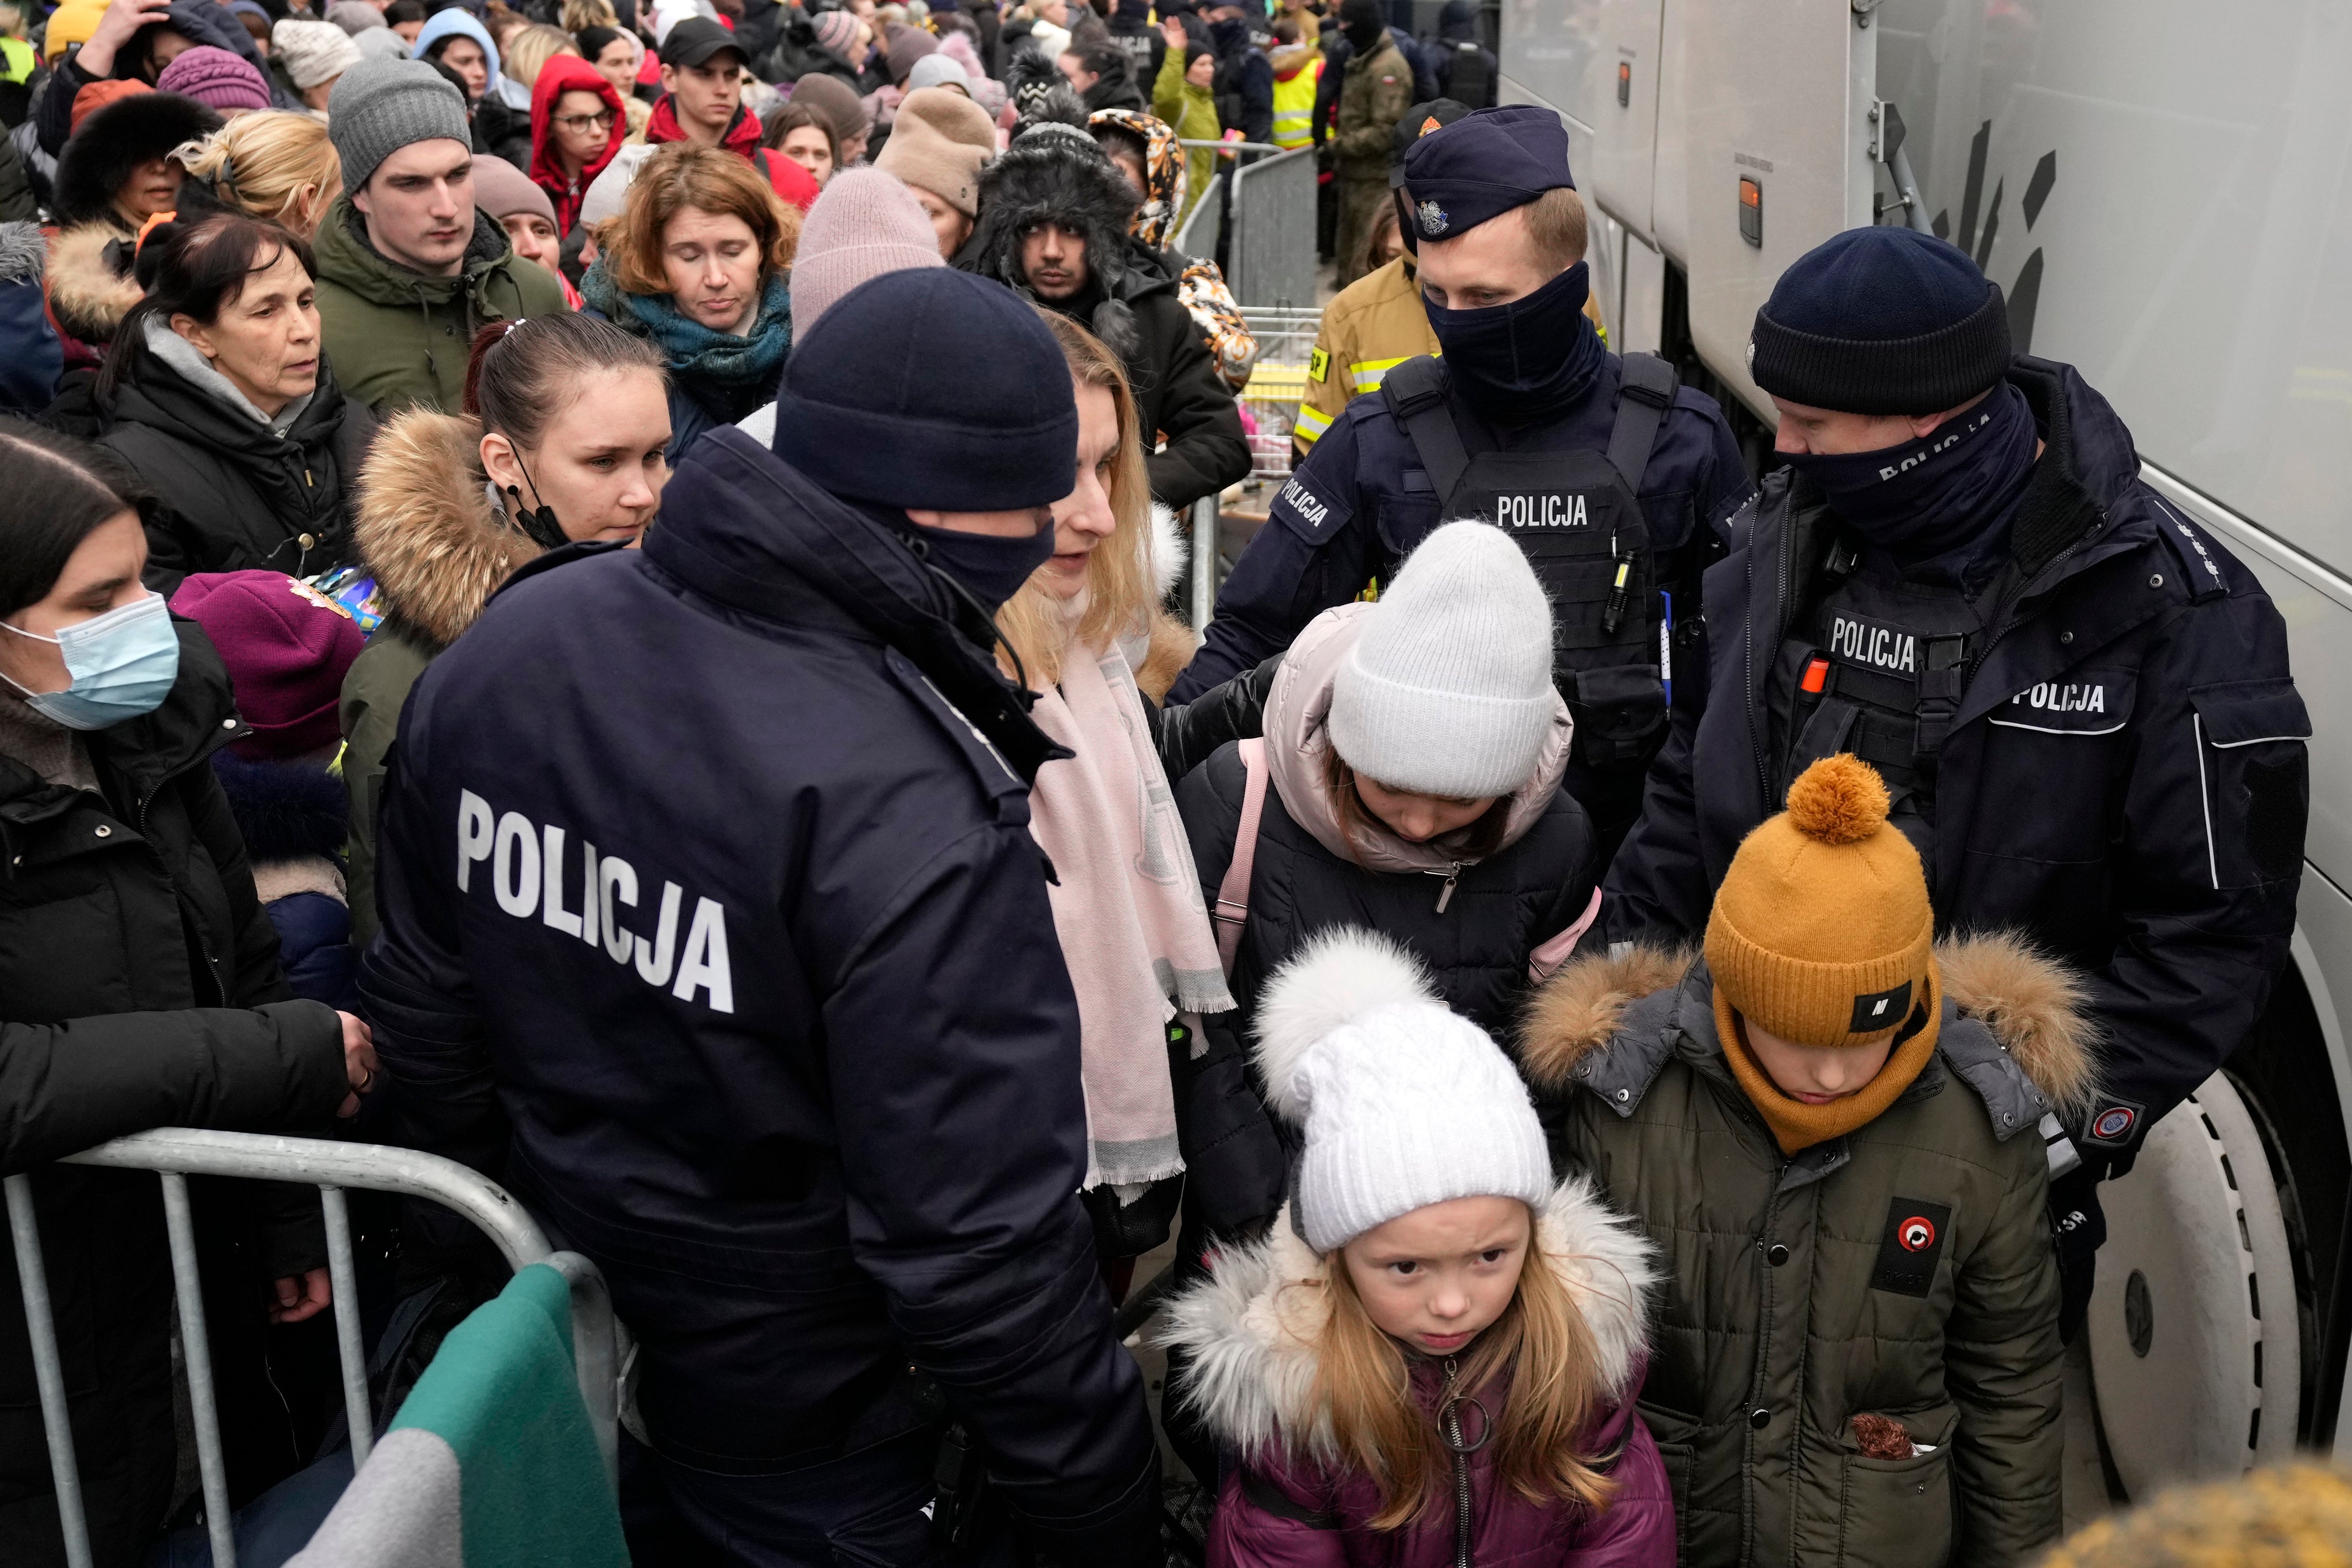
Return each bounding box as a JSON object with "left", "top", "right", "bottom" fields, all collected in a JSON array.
[
  {"left": 1522, "top": 754, "right": 2083, "bottom": 1568},
  {"left": 318, "top": 57, "right": 566, "bottom": 418}
]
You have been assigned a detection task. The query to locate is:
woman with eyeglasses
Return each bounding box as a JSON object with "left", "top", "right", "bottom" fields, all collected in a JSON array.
[
  {"left": 527, "top": 51, "right": 625, "bottom": 234},
  {"left": 580, "top": 141, "right": 799, "bottom": 462}
]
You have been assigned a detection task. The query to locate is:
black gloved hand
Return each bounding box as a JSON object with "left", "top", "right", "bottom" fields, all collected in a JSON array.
[{"left": 2048, "top": 1164, "right": 2106, "bottom": 1345}]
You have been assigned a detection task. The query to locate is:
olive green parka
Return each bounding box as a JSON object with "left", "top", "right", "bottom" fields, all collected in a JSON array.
[{"left": 1519, "top": 933, "right": 2098, "bottom": 1568}]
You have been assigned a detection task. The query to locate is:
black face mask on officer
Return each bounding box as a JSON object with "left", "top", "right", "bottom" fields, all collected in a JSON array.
[
  {"left": 902, "top": 512, "right": 1059, "bottom": 617},
  {"left": 1422, "top": 260, "right": 1607, "bottom": 428},
  {"left": 1781, "top": 381, "right": 2039, "bottom": 586},
  {"left": 1338, "top": 0, "right": 1384, "bottom": 52}
]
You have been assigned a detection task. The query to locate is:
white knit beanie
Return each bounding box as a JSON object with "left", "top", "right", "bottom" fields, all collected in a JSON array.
[
  {"left": 1327, "top": 519, "right": 1556, "bottom": 799},
  {"left": 1255, "top": 929, "right": 1552, "bottom": 1254},
  {"left": 275, "top": 18, "right": 362, "bottom": 91}
]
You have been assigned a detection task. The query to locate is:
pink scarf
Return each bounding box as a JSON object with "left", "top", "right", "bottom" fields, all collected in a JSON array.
[{"left": 1027, "top": 638, "right": 1234, "bottom": 1189}]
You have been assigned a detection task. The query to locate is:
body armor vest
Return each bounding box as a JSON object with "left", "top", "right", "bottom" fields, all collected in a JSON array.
[
  {"left": 1776, "top": 550, "right": 2007, "bottom": 866},
  {"left": 1382, "top": 353, "right": 1680, "bottom": 770}
]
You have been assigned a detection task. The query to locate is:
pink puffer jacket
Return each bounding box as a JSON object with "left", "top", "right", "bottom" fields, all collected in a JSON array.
[{"left": 1159, "top": 1177, "right": 1676, "bottom": 1567}]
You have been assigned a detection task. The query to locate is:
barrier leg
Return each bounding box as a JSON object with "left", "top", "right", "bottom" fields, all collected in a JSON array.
[
  {"left": 543, "top": 1250, "right": 618, "bottom": 1493},
  {"left": 320, "top": 1186, "right": 372, "bottom": 1470},
  {"left": 6, "top": 1174, "right": 92, "bottom": 1568},
  {"left": 160, "top": 1171, "right": 237, "bottom": 1568},
  {"left": 1190, "top": 496, "right": 1218, "bottom": 631}
]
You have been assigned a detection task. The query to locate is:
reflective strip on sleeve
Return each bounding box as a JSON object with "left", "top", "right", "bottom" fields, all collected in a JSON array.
[
  {"left": 1293, "top": 403, "right": 1336, "bottom": 445},
  {"left": 1348, "top": 355, "right": 1415, "bottom": 392}
]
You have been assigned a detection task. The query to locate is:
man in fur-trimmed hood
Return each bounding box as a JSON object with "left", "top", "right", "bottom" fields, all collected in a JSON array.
[{"left": 961, "top": 121, "right": 1250, "bottom": 511}]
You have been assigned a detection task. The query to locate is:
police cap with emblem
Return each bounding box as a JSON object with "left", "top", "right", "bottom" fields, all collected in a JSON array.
[
  {"left": 1397, "top": 104, "right": 1573, "bottom": 243},
  {"left": 1749, "top": 226, "right": 2011, "bottom": 416}
]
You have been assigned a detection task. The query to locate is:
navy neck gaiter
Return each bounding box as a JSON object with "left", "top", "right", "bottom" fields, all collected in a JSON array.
[
  {"left": 1422, "top": 261, "right": 1608, "bottom": 429},
  {"left": 1783, "top": 380, "right": 2039, "bottom": 588}
]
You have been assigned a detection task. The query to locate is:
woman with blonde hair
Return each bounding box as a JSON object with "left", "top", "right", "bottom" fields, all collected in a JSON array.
[
  {"left": 580, "top": 141, "right": 797, "bottom": 459},
  {"left": 499, "top": 22, "right": 581, "bottom": 98},
  {"left": 996, "top": 308, "right": 1277, "bottom": 1293},
  {"left": 171, "top": 109, "right": 341, "bottom": 238}
]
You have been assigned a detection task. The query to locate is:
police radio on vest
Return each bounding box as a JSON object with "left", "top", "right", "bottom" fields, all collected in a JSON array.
[{"left": 1495, "top": 492, "right": 1589, "bottom": 528}]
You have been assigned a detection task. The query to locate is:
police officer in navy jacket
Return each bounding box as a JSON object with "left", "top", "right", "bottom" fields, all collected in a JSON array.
[
  {"left": 1170, "top": 105, "right": 1753, "bottom": 859},
  {"left": 360, "top": 270, "right": 1162, "bottom": 1564},
  {"left": 1603, "top": 227, "right": 2309, "bottom": 1337}
]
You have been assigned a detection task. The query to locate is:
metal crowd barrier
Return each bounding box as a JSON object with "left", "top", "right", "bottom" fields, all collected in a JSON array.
[
  {"left": 7, "top": 1129, "right": 617, "bottom": 1568},
  {"left": 1171, "top": 169, "right": 1225, "bottom": 261},
  {"left": 1237, "top": 304, "right": 1327, "bottom": 482}
]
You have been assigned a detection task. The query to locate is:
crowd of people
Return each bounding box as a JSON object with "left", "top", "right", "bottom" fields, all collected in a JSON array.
[{"left": 0, "top": 0, "right": 2321, "bottom": 1561}]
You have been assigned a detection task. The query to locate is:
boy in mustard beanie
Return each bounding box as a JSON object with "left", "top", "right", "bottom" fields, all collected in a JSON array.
[{"left": 1519, "top": 754, "right": 2096, "bottom": 1568}]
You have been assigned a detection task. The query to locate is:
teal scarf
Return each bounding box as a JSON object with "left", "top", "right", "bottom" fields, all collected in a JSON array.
[{"left": 580, "top": 261, "right": 792, "bottom": 422}]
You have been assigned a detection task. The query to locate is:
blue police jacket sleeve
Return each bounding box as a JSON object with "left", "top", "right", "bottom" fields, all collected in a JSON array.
[
  {"left": 824, "top": 817, "right": 1159, "bottom": 1530},
  {"left": 1168, "top": 413, "right": 1377, "bottom": 701},
  {"left": 2071, "top": 585, "right": 2304, "bottom": 1156},
  {"left": 1598, "top": 696, "right": 1712, "bottom": 944},
  {"left": 1692, "top": 392, "right": 1757, "bottom": 545},
  {"left": 358, "top": 733, "right": 509, "bottom": 1184}
]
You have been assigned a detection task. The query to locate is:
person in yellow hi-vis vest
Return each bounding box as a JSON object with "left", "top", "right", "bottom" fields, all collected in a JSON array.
[{"left": 1268, "top": 20, "right": 1320, "bottom": 152}]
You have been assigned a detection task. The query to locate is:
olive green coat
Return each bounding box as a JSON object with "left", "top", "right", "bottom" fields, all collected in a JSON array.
[
  {"left": 312, "top": 198, "right": 566, "bottom": 419},
  {"left": 1520, "top": 934, "right": 2096, "bottom": 1568}
]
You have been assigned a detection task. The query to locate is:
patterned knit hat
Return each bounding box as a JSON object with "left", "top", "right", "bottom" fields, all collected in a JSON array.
[
  {"left": 1705, "top": 754, "right": 1934, "bottom": 1048},
  {"left": 155, "top": 46, "right": 272, "bottom": 114},
  {"left": 811, "top": 8, "right": 860, "bottom": 55},
  {"left": 1254, "top": 929, "right": 1551, "bottom": 1253}
]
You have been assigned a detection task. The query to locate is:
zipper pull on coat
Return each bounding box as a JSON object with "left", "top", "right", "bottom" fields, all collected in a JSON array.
[{"left": 1434, "top": 864, "right": 1462, "bottom": 913}]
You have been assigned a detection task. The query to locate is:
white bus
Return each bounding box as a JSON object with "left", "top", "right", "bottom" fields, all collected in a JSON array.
[{"left": 1498, "top": 0, "right": 2352, "bottom": 1498}]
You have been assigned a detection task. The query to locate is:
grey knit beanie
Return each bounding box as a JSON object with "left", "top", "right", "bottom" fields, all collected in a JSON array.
[
  {"left": 328, "top": 56, "right": 470, "bottom": 191},
  {"left": 1328, "top": 519, "right": 1557, "bottom": 798},
  {"left": 275, "top": 18, "right": 362, "bottom": 90}
]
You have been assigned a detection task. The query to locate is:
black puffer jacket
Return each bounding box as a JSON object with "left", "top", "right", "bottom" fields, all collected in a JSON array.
[
  {"left": 99, "top": 327, "right": 376, "bottom": 595},
  {"left": 0, "top": 625, "right": 349, "bottom": 1568},
  {"left": 1172, "top": 604, "right": 1601, "bottom": 1237}
]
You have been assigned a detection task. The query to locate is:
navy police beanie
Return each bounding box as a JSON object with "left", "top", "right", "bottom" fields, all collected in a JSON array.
[
  {"left": 1397, "top": 104, "right": 1572, "bottom": 242},
  {"left": 1749, "top": 227, "right": 2011, "bottom": 415},
  {"left": 770, "top": 270, "right": 1078, "bottom": 511}
]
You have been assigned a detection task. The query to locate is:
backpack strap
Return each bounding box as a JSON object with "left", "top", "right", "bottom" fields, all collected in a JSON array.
[
  {"left": 1211, "top": 736, "right": 1268, "bottom": 980},
  {"left": 1380, "top": 355, "right": 1472, "bottom": 514},
  {"left": 1606, "top": 351, "right": 1681, "bottom": 493}
]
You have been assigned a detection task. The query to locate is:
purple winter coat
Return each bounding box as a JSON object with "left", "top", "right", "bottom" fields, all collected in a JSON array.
[{"left": 1159, "top": 1176, "right": 1675, "bottom": 1568}]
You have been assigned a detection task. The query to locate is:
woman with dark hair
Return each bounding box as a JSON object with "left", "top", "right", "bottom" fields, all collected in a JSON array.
[
  {"left": 760, "top": 99, "right": 838, "bottom": 188},
  {"left": 340, "top": 311, "right": 669, "bottom": 939},
  {"left": 93, "top": 213, "right": 376, "bottom": 593},
  {"left": 580, "top": 141, "right": 796, "bottom": 461},
  {"left": 0, "top": 419, "right": 371, "bottom": 1568}
]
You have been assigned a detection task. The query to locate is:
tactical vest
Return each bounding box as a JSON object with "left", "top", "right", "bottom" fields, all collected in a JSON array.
[
  {"left": 1381, "top": 353, "right": 1680, "bottom": 770},
  {"left": 1445, "top": 39, "right": 1492, "bottom": 108},
  {"left": 1775, "top": 548, "right": 2007, "bottom": 866}
]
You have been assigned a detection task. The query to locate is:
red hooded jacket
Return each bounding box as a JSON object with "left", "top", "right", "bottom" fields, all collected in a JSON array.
[
  {"left": 643, "top": 94, "right": 821, "bottom": 212},
  {"left": 530, "top": 56, "right": 627, "bottom": 234}
]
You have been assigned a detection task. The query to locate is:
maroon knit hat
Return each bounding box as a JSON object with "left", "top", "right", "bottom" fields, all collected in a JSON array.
[
  {"left": 170, "top": 571, "right": 366, "bottom": 759},
  {"left": 155, "top": 46, "right": 274, "bottom": 115}
]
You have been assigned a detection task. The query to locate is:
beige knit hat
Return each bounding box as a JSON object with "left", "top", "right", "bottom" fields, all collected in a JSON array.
[{"left": 873, "top": 85, "right": 997, "bottom": 217}]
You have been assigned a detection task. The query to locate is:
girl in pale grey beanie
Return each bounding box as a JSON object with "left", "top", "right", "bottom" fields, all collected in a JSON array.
[{"left": 1164, "top": 520, "right": 1604, "bottom": 1466}]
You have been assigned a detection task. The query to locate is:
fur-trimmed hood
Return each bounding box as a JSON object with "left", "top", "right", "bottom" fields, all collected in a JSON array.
[
  {"left": 351, "top": 407, "right": 541, "bottom": 650},
  {"left": 1088, "top": 107, "right": 1183, "bottom": 248},
  {"left": 46, "top": 219, "right": 144, "bottom": 346},
  {"left": 1156, "top": 1176, "right": 1656, "bottom": 1458},
  {"left": 1519, "top": 930, "right": 2100, "bottom": 1120},
  {"left": 52, "top": 90, "right": 224, "bottom": 229},
  {"left": 964, "top": 122, "right": 1176, "bottom": 364}
]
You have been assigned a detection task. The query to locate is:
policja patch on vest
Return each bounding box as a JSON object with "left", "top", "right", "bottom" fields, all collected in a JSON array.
[{"left": 1869, "top": 1197, "right": 1951, "bottom": 1297}]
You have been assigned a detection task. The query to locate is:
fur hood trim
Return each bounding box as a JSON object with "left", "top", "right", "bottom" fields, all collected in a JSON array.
[
  {"left": 52, "top": 91, "right": 225, "bottom": 229},
  {"left": 969, "top": 124, "right": 1170, "bottom": 361},
  {"left": 46, "top": 221, "right": 144, "bottom": 345},
  {"left": 1148, "top": 500, "right": 1186, "bottom": 602},
  {"left": 1155, "top": 1176, "right": 1656, "bottom": 1457},
  {"left": 0, "top": 221, "right": 43, "bottom": 286},
  {"left": 352, "top": 408, "right": 540, "bottom": 650},
  {"left": 1519, "top": 931, "right": 2098, "bottom": 1116}
]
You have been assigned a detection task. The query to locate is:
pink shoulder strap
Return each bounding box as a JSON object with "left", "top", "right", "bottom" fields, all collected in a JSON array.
[{"left": 1212, "top": 738, "right": 1269, "bottom": 980}]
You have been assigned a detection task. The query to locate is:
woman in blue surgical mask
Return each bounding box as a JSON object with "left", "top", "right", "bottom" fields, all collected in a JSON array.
[{"left": 0, "top": 420, "right": 379, "bottom": 1563}]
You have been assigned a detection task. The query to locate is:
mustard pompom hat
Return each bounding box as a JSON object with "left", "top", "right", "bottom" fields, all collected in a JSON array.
[{"left": 1703, "top": 754, "right": 1934, "bottom": 1048}]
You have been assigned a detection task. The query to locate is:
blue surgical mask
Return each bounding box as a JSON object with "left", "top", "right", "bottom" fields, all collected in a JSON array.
[{"left": 1, "top": 592, "right": 181, "bottom": 730}]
